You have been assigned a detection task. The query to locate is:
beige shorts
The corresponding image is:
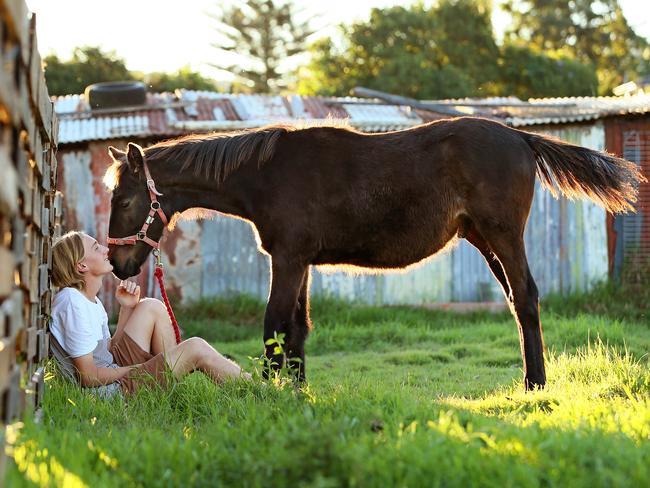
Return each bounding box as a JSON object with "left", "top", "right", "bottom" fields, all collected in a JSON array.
[{"left": 109, "top": 333, "right": 170, "bottom": 395}]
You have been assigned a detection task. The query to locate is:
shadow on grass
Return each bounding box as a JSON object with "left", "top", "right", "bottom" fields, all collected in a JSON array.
[
  {"left": 176, "top": 280, "right": 649, "bottom": 351},
  {"left": 176, "top": 294, "right": 512, "bottom": 345}
]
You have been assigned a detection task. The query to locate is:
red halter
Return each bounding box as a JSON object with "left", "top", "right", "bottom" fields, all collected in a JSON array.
[{"left": 107, "top": 160, "right": 181, "bottom": 344}]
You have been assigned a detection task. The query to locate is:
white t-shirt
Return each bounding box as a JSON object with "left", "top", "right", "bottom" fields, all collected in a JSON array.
[{"left": 50, "top": 287, "right": 116, "bottom": 367}]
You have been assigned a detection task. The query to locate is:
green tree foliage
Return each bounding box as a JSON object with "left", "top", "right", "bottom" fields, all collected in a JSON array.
[
  {"left": 211, "top": 0, "right": 314, "bottom": 93},
  {"left": 434, "top": 0, "right": 501, "bottom": 92},
  {"left": 499, "top": 44, "right": 598, "bottom": 98},
  {"left": 296, "top": 38, "right": 346, "bottom": 97},
  {"left": 299, "top": 1, "right": 495, "bottom": 99},
  {"left": 43, "top": 47, "right": 219, "bottom": 97},
  {"left": 43, "top": 46, "right": 135, "bottom": 96},
  {"left": 504, "top": 0, "right": 650, "bottom": 93},
  {"left": 142, "top": 66, "right": 218, "bottom": 93},
  {"left": 300, "top": 0, "right": 602, "bottom": 99}
]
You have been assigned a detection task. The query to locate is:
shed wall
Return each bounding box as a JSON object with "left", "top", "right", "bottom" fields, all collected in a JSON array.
[{"left": 605, "top": 117, "right": 650, "bottom": 279}]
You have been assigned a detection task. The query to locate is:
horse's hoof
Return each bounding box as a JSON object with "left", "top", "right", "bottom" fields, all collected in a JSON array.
[{"left": 525, "top": 377, "right": 546, "bottom": 391}]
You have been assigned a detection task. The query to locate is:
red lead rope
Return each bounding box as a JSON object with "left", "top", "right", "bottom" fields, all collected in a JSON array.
[{"left": 153, "top": 264, "right": 182, "bottom": 344}]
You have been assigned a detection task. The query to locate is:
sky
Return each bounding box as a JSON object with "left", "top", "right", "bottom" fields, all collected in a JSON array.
[{"left": 25, "top": 0, "right": 650, "bottom": 80}]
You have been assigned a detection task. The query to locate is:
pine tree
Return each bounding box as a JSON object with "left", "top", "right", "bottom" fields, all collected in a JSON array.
[{"left": 210, "top": 0, "right": 314, "bottom": 93}]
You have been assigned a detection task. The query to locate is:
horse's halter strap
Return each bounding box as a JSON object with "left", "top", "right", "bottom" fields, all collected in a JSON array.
[{"left": 107, "top": 160, "right": 168, "bottom": 251}]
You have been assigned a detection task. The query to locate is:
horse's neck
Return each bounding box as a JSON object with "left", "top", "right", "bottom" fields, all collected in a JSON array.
[{"left": 160, "top": 166, "right": 248, "bottom": 220}]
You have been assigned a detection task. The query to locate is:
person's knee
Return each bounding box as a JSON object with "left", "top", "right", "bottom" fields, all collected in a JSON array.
[
  {"left": 138, "top": 297, "right": 168, "bottom": 318},
  {"left": 184, "top": 337, "right": 213, "bottom": 367}
]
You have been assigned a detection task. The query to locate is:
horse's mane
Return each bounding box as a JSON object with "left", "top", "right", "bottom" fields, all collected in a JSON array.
[
  {"left": 144, "top": 125, "right": 290, "bottom": 183},
  {"left": 144, "top": 120, "right": 354, "bottom": 184},
  {"left": 103, "top": 120, "right": 354, "bottom": 190}
]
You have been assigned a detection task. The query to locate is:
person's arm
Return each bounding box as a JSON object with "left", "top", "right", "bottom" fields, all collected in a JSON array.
[
  {"left": 115, "top": 304, "right": 135, "bottom": 336},
  {"left": 112, "top": 280, "right": 141, "bottom": 342},
  {"left": 72, "top": 353, "right": 135, "bottom": 387}
]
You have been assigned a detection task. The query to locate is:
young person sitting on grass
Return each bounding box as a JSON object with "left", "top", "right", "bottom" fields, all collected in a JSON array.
[{"left": 49, "top": 230, "right": 250, "bottom": 398}]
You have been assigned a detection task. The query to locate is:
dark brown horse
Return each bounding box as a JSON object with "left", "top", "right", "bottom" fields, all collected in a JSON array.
[{"left": 104, "top": 117, "right": 643, "bottom": 390}]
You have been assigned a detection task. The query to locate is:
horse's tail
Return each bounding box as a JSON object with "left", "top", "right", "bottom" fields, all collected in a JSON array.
[{"left": 516, "top": 128, "right": 646, "bottom": 213}]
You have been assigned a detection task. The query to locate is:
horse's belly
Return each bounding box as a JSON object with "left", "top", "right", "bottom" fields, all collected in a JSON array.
[{"left": 314, "top": 230, "right": 454, "bottom": 269}]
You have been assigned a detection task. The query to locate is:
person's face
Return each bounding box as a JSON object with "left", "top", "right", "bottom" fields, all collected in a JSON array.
[{"left": 78, "top": 234, "right": 113, "bottom": 277}]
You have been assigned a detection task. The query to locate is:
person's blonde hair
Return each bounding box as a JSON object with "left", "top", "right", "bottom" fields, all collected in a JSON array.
[{"left": 51, "top": 231, "right": 86, "bottom": 290}]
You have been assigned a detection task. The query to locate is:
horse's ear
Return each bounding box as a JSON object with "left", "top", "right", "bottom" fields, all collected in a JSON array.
[
  {"left": 108, "top": 146, "right": 125, "bottom": 160},
  {"left": 126, "top": 142, "right": 145, "bottom": 174}
]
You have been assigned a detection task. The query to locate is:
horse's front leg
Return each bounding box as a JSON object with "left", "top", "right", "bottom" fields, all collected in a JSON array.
[
  {"left": 263, "top": 257, "right": 306, "bottom": 378},
  {"left": 286, "top": 267, "right": 312, "bottom": 382}
]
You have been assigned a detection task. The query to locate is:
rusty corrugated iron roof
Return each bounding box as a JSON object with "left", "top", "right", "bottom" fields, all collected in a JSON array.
[
  {"left": 508, "top": 95, "right": 650, "bottom": 126},
  {"left": 55, "top": 90, "right": 650, "bottom": 144},
  {"left": 54, "top": 91, "right": 433, "bottom": 144},
  {"left": 423, "top": 95, "right": 650, "bottom": 126}
]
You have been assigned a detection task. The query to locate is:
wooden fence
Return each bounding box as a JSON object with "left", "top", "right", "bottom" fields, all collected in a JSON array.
[{"left": 0, "top": 0, "right": 58, "bottom": 479}]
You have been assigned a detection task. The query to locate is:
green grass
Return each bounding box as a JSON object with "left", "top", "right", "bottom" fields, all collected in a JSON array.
[
  {"left": 543, "top": 278, "right": 650, "bottom": 325},
  {"left": 5, "top": 289, "right": 650, "bottom": 487}
]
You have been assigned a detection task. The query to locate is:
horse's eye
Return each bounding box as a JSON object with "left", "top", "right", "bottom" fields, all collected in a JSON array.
[{"left": 120, "top": 200, "right": 130, "bottom": 208}]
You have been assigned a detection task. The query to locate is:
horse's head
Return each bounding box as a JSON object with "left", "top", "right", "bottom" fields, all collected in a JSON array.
[{"left": 104, "top": 142, "right": 167, "bottom": 279}]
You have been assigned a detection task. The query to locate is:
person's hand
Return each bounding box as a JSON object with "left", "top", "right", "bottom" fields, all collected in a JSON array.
[{"left": 115, "top": 280, "right": 140, "bottom": 309}]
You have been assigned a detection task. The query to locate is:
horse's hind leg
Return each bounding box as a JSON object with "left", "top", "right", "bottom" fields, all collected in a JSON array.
[
  {"left": 464, "top": 224, "right": 511, "bottom": 299},
  {"left": 286, "top": 267, "right": 312, "bottom": 381},
  {"left": 263, "top": 256, "right": 307, "bottom": 377},
  {"left": 476, "top": 226, "right": 545, "bottom": 390}
]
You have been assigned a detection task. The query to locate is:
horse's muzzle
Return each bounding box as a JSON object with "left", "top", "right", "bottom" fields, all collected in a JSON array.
[{"left": 110, "top": 258, "right": 140, "bottom": 280}]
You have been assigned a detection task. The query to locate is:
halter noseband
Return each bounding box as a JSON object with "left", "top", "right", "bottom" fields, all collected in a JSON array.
[{"left": 107, "top": 160, "right": 168, "bottom": 252}]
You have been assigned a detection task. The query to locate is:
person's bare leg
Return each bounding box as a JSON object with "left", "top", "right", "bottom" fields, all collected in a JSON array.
[
  {"left": 120, "top": 298, "right": 176, "bottom": 355},
  {"left": 146, "top": 300, "right": 177, "bottom": 355},
  {"left": 164, "top": 337, "right": 252, "bottom": 382}
]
